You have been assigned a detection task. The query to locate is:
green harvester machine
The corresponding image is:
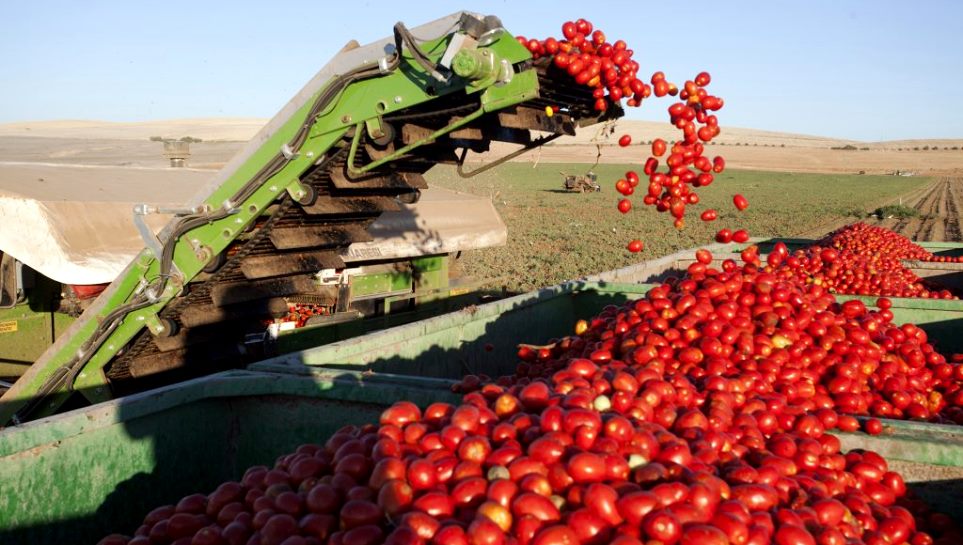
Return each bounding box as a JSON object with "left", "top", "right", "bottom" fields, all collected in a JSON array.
[{"left": 0, "top": 12, "right": 622, "bottom": 425}]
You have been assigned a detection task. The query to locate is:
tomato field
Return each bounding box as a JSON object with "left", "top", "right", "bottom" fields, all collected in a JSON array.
[{"left": 429, "top": 164, "right": 931, "bottom": 292}]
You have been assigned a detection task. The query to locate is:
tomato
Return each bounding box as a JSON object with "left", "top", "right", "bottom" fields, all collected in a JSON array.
[
  {"left": 680, "top": 525, "right": 729, "bottom": 545},
  {"left": 627, "top": 239, "right": 644, "bottom": 253},
  {"left": 343, "top": 525, "right": 385, "bottom": 545},
  {"left": 339, "top": 500, "right": 382, "bottom": 530},
  {"left": 716, "top": 229, "right": 733, "bottom": 244},
  {"left": 532, "top": 525, "right": 579, "bottom": 545},
  {"left": 512, "top": 493, "right": 561, "bottom": 522},
  {"left": 732, "top": 230, "right": 750, "bottom": 244},
  {"left": 733, "top": 194, "right": 749, "bottom": 211},
  {"left": 700, "top": 209, "right": 718, "bottom": 222},
  {"left": 381, "top": 402, "right": 421, "bottom": 427},
  {"left": 774, "top": 524, "right": 815, "bottom": 545},
  {"left": 642, "top": 510, "right": 681, "bottom": 543},
  {"left": 467, "top": 518, "right": 504, "bottom": 545},
  {"left": 865, "top": 418, "right": 884, "bottom": 435},
  {"left": 618, "top": 199, "right": 632, "bottom": 214},
  {"left": 652, "top": 139, "right": 667, "bottom": 157},
  {"left": 619, "top": 134, "right": 632, "bottom": 147},
  {"left": 566, "top": 452, "right": 606, "bottom": 483}
]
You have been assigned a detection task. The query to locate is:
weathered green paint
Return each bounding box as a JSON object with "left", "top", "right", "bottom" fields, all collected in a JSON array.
[
  {"left": 3, "top": 20, "right": 542, "bottom": 423},
  {"left": 350, "top": 270, "right": 414, "bottom": 299},
  {"left": 0, "top": 368, "right": 458, "bottom": 544},
  {"left": 0, "top": 277, "right": 75, "bottom": 373}
]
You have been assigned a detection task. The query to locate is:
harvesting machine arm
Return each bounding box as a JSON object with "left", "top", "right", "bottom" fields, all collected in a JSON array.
[{"left": 0, "top": 12, "right": 622, "bottom": 424}]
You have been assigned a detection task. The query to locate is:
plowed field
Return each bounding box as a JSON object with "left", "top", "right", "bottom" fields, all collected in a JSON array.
[{"left": 874, "top": 177, "right": 963, "bottom": 242}]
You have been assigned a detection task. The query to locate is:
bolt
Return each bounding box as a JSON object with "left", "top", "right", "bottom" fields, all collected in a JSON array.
[
  {"left": 341, "top": 115, "right": 352, "bottom": 123},
  {"left": 137, "top": 316, "right": 145, "bottom": 321},
  {"left": 306, "top": 151, "right": 315, "bottom": 158},
  {"left": 394, "top": 96, "right": 403, "bottom": 103},
  {"left": 269, "top": 185, "right": 278, "bottom": 192}
]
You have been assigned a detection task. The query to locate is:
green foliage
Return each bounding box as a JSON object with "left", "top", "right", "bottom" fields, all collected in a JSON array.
[
  {"left": 873, "top": 204, "right": 920, "bottom": 219},
  {"left": 149, "top": 135, "right": 164, "bottom": 142}
]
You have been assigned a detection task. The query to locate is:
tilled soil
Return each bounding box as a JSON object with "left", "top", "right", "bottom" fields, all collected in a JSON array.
[{"left": 874, "top": 177, "right": 963, "bottom": 242}]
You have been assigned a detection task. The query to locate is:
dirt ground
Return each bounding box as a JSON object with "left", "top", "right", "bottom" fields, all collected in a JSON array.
[
  {"left": 2, "top": 118, "right": 961, "bottom": 176},
  {"left": 872, "top": 177, "right": 963, "bottom": 242}
]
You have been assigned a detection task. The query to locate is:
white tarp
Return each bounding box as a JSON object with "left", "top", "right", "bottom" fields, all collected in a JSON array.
[{"left": 0, "top": 162, "right": 505, "bottom": 284}]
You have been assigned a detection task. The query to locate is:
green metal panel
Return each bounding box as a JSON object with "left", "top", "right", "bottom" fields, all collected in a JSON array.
[
  {"left": 258, "top": 282, "right": 654, "bottom": 379},
  {"left": 0, "top": 276, "right": 76, "bottom": 376},
  {"left": 0, "top": 306, "right": 54, "bottom": 374},
  {"left": 413, "top": 255, "right": 449, "bottom": 305},
  {"left": 350, "top": 270, "right": 413, "bottom": 299},
  {"left": 0, "top": 368, "right": 457, "bottom": 545}
]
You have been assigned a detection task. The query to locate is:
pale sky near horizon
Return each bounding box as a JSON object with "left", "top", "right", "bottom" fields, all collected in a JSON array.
[{"left": 1, "top": 1, "right": 961, "bottom": 141}]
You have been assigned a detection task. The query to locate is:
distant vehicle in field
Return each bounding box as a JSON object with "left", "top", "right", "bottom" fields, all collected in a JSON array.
[{"left": 562, "top": 171, "right": 600, "bottom": 192}]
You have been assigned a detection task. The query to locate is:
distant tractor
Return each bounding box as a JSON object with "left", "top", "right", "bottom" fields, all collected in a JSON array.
[{"left": 562, "top": 171, "right": 600, "bottom": 193}]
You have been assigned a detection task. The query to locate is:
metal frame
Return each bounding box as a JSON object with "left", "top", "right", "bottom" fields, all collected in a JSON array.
[{"left": 0, "top": 13, "right": 539, "bottom": 423}]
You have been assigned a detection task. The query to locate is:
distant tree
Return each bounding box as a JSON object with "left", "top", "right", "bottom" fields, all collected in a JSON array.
[
  {"left": 953, "top": 146, "right": 960, "bottom": 151},
  {"left": 923, "top": 145, "right": 930, "bottom": 150},
  {"left": 149, "top": 135, "right": 164, "bottom": 142},
  {"left": 860, "top": 147, "right": 869, "bottom": 151},
  {"left": 780, "top": 144, "right": 785, "bottom": 147},
  {"left": 913, "top": 146, "right": 920, "bottom": 151}
]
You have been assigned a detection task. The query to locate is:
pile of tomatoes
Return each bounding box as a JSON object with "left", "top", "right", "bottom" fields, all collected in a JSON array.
[
  {"left": 776, "top": 224, "right": 958, "bottom": 299},
  {"left": 517, "top": 19, "right": 728, "bottom": 248},
  {"left": 102, "top": 247, "right": 963, "bottom": 545},
  {"left": 820, "top": 223, "right": 963, "bottom": 265},
  {"left": 518, "top": 18, "right": 647, "bottom": 113}
]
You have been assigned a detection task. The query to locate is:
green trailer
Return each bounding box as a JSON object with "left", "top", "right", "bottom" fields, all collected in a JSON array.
[
  {"left": 3, "top": 280, "right": 963, "bottom": 543},
  {"left": 3, "top": 281, "right": 963, "bottom": 544}
]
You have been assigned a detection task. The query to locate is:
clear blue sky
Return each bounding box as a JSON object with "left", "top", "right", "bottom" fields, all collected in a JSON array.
[{"left": 2, "top": 1, "right": 961, "bottom": 141}]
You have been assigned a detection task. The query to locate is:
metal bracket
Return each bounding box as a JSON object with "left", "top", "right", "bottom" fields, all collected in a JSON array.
[
  {"left": 132, "top": 204, "right": 165, "bottom": 259},
  {"left": 281, "top": 143, "right": 299, "bottom": 160},
  {"left": 440, "top": 33, "right": 475, "bottom": 69},
  {"left": 285, "top": 179, "right": 314, "bottom": 205},
  {"left": 133, "top": 204, "right": 206, "bottom": 259},
  {"left": 456, "top": 133, "right": 562, "bottom": 178}
]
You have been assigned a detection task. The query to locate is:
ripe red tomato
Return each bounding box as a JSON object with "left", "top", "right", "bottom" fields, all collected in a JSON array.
[
  {"left": 733, "top": 194, "right": 749, "bottom": 211},
  {"left": 627, "top": 239, "right": 644, "bottom": 253},
  {"left": 618, "top": 134, "right": 632, "bottom": 147},
  {"left": 652, "top": 139, "right": 667, "bottom": 157},
  {"left": 865, "top": 418, "right": 884, "bottom": 435},
  {"left": 700, "top": 209, "right": 717, "bottom": 222},
  {"left": 618, "top": 199, "right": 632, "bottom": 214}
]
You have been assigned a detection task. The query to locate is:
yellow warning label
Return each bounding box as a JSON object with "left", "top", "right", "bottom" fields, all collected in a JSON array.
[
  {"left": 449, "top": 287, "right": 471, "bottom": 297},
  {"left": 0, "top": 320, "right": 17, "bottom": 333}
]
